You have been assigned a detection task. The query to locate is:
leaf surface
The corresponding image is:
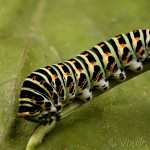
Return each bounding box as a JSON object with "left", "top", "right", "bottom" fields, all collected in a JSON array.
[{"left": 0, "top": 0, "right": 150, "bottom": 150}]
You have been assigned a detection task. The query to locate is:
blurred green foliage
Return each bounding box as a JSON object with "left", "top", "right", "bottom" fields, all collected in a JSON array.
[{"left": 0, "top": 0, "right": 149, "bottom": 150}]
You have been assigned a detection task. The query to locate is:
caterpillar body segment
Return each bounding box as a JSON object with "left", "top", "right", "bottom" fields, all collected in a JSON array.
[
  {"left": 128, "top": 29, "right": 148, "bottom": 61},
  {"left": 18, "top": 29, "right": 150, "bottom": 125},
  {"left": 52, "top": 63, "right": 76, "bottom": 104},
  {"left": 92, "top": 41, "right": 126, "bottom": 81},
  {"left": 77, "top": 50, "right": 109, "bottom": 91},
  {"left": 65, "top": 57, "right": 92, "bottom": 102},
  {"left": 111, "top": 33, "right": 143, "bottom": 72}
]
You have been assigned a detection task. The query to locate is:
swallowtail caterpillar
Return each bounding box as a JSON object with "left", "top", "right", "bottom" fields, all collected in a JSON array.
[{"left": 18, "top": 29, "right": 150, "bottom": 125}]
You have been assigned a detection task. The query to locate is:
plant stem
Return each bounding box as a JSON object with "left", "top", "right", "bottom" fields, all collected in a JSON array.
[{"left": 26, "top": 119, "right": 56, "bottom": 150}]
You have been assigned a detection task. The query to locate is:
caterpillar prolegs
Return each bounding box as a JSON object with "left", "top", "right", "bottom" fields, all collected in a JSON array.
[{"left": 18, "top": 29, "right": 150, "bottom": 125}]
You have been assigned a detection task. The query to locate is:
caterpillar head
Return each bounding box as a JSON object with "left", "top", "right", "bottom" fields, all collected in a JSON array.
[
  {"left": 18, "top": 93, "right": 58, "bottom": 125},
  {"left": 18, "top": 106, "right": 57, "bottom": 125}
]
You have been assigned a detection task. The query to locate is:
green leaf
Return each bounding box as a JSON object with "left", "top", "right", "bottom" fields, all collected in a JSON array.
[{"left": 0, "top": 0, "right": 150, "bottom": 150}]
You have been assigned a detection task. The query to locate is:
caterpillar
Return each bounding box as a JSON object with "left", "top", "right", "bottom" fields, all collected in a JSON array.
[{"left": 18, "top": 29, "right": 150, "bottom": 125}]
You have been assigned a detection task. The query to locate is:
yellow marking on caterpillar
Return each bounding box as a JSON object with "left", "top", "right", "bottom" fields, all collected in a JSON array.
[
  {"left": 18, "top": 111, "right": 40, "bottom": 117},
  {"left": 19, "top": 98, "right": 36, "bottom": 104}
]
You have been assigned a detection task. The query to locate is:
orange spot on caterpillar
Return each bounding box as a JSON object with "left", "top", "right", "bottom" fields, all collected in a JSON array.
[
  {"left": 116, "top": 35, "right": 122, "bottom": 39},
  {"left": 32, "top": 76, "right": 36, "bottom": 80},
  {"left": 40, "top": 80, "right": 46, "bottom": 85},
  {"left": 135, "top": 37, "right": 140, "bottom": 41},
  {"left": 139, "top": 48, "right": 143, "bottom": 54},
  {"left": 120, "top": 44, "right": 126, "bottom": 48},
  {"left": 96, "top": 74, "right": 101, "bottom": 81},
  {"left": 91, "top": 61, "right": 96, "bottom": 66},
  {"left": 125, "top": 55, "right": 129, "bottom": 61},
  {"left": 49, "top": 92, "right": 54, "bottom": 99},
  {"left": 59, "top": 64, "right": 64, "bottom": 67},
  {"left": 80, "top": 81, "right": 86, "bottom": 89},
  {"left": 71, "top": 60, "right": 76, "bottom": 64},
  {"left": 110, "top": 64, "right": 115, "bottom": 72},
  {"left": 65, "top": 72, "right": 70, "bottom": 76},
  {"left": 41, "top": 101, "right": 46, "bottom": 110},
  {"left": 47, "top": 67, "right": 51, "bottom": 70},
  {"left": 59, "top": 88, "right": 63, "bottom": 95},
  {"left": 68, "top": 83, "right": 73, "bottom": 90},
  {"left": 78, "top": 69, "right": 82, "bottom": 73},
  {"left": 100, "top": 43, "right": 105, "bottom": 47},
  {"left": 105, "top": 52, "right": 111, "bottom": 56},
  {"left": 52, "top": 74, "right": 58, "bottom": 80},
  {"left": 84, "top": 53, "right": 89, "bottom": 56}
]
